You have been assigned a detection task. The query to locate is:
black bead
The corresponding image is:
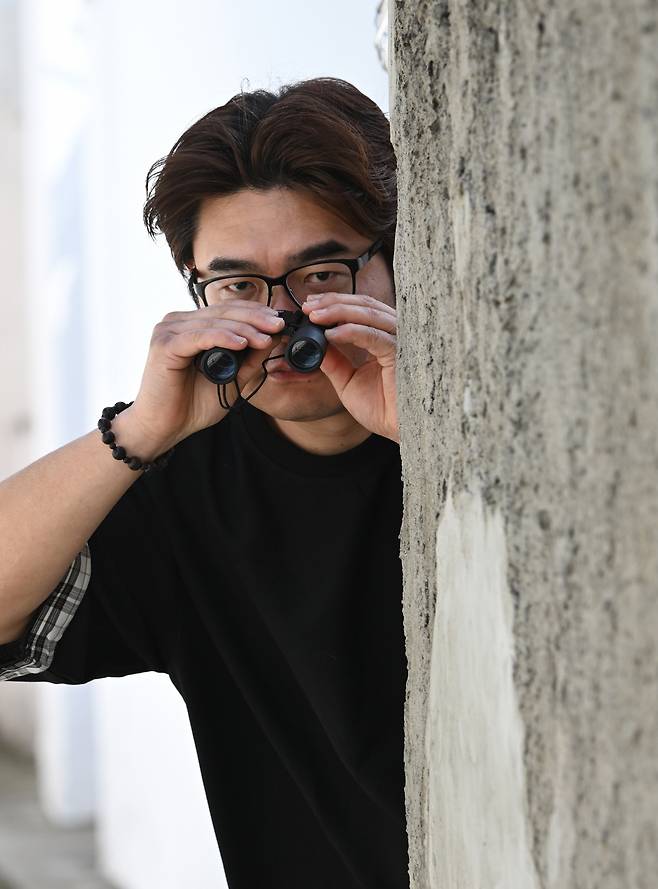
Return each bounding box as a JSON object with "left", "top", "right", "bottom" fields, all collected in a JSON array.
[{"left": 98, "top": 398, "right": 167, "bottom": 473}]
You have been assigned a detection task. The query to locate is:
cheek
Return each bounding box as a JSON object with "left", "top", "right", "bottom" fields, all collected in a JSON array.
[
  {"left": 360, "top": 259, "right": 395, "bottom": 308},
  {"left": 383, "top": 278, "right": 396, "bottom": 309}
]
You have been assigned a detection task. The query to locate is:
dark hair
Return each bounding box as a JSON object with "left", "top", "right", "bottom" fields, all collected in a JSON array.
[{"left": 143, "top": 77, "right": 397, "bottom": 303}]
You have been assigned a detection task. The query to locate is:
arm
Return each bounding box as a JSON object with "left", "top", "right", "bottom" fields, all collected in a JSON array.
[
  {"left": 0, "top": 412, "right": 161, "bottom": 644},
  {"left": 0, "top": 300, "right": 284, "bottom": 645}
]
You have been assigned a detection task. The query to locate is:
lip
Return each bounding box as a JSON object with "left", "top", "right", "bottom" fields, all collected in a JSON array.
[{"left": 267, "top": 357, "right": 317, "bottom": 374}]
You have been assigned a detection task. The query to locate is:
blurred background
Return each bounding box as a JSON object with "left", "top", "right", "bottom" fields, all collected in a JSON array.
[{"left": 0, "top": 0, "right": 389, "bottom": 886}]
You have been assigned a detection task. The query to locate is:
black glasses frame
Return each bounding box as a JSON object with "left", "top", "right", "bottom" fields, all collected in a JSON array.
[{"left": 192, "top": 238, "right": 384, "bottom": 309}]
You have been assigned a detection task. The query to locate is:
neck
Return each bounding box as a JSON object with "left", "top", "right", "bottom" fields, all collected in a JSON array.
[{"left": 268, "top": 409, "right": 372, "bottom": 456}]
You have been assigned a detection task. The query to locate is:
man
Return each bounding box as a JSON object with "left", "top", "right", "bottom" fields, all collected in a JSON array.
[{"left": 0, "top": 78, "right": 408, "bottom": 888}]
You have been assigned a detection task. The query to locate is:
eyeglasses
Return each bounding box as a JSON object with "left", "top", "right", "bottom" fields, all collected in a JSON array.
[{"left": 193, "top": 239, "right": 384, "bottom": 309}]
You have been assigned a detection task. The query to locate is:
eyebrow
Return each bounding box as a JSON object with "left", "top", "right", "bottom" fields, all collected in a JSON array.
[{"left": 205, "top": 239, "right": 352, "bottom": 275}]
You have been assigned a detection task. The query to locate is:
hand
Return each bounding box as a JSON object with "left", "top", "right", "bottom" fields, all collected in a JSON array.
[
  {"left": 125, "top": 302, "right": 286, "bottom": 455},
  {"left": 302, "top": 292, "right": 399, "bottom": 443}
]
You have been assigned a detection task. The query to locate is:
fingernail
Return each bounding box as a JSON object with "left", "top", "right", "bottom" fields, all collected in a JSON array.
[{"left": 306, "top": 294, "right": 321, "bottom": 302}]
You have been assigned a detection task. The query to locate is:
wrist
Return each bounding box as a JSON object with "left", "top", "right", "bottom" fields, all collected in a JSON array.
[{"left": 103, "top": 406, "right": 175, "bottom": 467}]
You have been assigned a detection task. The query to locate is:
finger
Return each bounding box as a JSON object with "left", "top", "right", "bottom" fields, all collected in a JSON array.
[
  {"left": 160, "top": 307, "right": 285, "bottom": 334},
  {"left": 303, "top": 292, "right": 396, "bottom": 316},
  {"left": 324, "top": 324, "right": 396, "bottom": 365},
  {"left": 318, "top": 343, "right": 357, "bottom": 396},
  {"left": 182, "top": 320, "right": 279, "bottom": 347},
  {"left": 157, "top": 322, "right": 277, "bottom": 352},
  {"left": 307, "top": 303, "right": 397, "bottom": 334},
  {"left": 157, "top": 328, "right": 277, "bottom": 373},
  {"left": 154, "top": 327, "right": 249, "bottom": 371}
]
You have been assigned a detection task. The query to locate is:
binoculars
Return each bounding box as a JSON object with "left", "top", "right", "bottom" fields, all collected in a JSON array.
[{"left": 194, "top": 309, "right": 329, "bottom": 385}]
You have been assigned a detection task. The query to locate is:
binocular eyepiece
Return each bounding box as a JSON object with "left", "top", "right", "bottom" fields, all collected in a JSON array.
[{"left": 194, "top": 309, "right": 328, "bottom": 386}]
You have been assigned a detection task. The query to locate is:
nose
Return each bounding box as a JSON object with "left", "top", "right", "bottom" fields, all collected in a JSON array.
[{"left": 269, "top": 281, "right": 300, "bottom": 311}]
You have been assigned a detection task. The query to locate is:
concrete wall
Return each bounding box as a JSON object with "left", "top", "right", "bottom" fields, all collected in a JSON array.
[{"left": 390, "top": 2, "right": 658, "bottom": 887}]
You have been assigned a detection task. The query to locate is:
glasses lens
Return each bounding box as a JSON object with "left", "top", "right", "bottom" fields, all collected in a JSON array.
[
  {"left": 285, "top": 262, "right": 353, "bottom": 303},
  {"left": 202, "top": 276, "right": 269, "bottom": 306}
]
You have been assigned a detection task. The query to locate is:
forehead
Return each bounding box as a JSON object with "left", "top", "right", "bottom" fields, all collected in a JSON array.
[{"left": 192, "top": 187, "right": 365, "bottom": 271}]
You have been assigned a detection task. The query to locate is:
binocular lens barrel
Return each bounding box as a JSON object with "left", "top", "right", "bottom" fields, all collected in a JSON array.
[
  {"left": 194, "top": 314, "right": 328, "bottom": 385},
  {"left": 287, "top": 338, "right": 324, "bottom": 372},
  {"left": 194, "top": 348, "right": 241, "bottom": 384},
  {"left": 285, "top": 323, "right": 327, "bottom": 372}
]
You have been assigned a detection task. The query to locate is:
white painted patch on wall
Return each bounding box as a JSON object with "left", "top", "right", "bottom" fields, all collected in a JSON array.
[{"left": 425, "top": 482, "right": 540, "bottom": 889}]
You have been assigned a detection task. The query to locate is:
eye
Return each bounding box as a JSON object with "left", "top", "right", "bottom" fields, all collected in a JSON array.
[
  {"left": 227, "top": 280, "right": 254, "bottom": 292},
  {"left": 307, "top": 270, "right": 336, "bottom": 283},
  {"left": 287, "top": 263, "right": 352, "bottom": 297}
]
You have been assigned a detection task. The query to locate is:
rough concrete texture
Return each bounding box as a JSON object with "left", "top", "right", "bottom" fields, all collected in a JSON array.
[{"left": 390, "top": 2, "right": 658, "bottom": 887}]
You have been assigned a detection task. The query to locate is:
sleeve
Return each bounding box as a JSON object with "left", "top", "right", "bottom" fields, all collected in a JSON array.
[
  {"left": 0, "top": 478, "right": 180, "bottom": 685},
  {"left": 0, "top": 546, "right": 91, "bottom": 681}
]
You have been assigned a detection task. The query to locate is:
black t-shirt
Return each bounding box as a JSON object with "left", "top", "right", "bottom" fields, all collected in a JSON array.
[{"left": 0, "top": 402, "right": 409, "bottom": 889}]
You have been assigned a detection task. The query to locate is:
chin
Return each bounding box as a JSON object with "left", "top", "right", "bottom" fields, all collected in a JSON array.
[{"left": 251, "top": 386, "right": 346, "bottom": 423}]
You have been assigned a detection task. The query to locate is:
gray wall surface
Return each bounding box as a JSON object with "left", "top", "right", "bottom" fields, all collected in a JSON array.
[{"left": 390, "top": 2, "right": 658, "bottom": 887}]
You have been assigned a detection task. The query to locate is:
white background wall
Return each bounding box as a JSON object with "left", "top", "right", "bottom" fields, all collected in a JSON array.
[
  {"left": 0, "top": 0, "right": 37, "bottom": 760},
  {"left": 5, "top": 1, "right": 389, "bottom": 886}
]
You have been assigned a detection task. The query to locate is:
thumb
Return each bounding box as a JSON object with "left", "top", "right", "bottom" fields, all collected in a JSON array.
[{"left": 319, "top": 343, "right": 355, "bottom": 399}]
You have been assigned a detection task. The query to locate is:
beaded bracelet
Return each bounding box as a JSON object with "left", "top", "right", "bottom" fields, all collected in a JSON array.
[{"left": 97, "top": 401, "right": 175, "bottom": 473}]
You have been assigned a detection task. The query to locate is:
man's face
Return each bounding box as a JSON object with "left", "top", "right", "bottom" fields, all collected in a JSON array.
[{"left": 192, "top": 187, "right": 395, "bottom": 423}]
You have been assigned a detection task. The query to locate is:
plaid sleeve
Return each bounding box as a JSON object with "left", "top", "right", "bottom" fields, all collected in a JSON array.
[{"left": 0, "top": 544, "right": 91, "bottom": 681}]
